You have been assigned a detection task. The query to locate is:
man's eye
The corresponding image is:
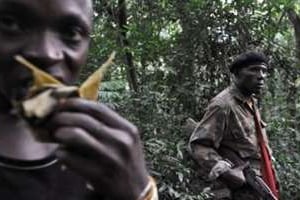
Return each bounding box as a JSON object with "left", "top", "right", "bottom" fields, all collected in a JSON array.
[
  {"left": 61, "top": 26, "right": 84, "bottom": 42},
  {"left": 250, "top": 68, "right": 260, "bottom": 72},
  {"left": 0, "top": 15, "right": 22, "bottom": 33}
]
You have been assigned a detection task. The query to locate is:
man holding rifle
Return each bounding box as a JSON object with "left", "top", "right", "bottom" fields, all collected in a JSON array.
[{"left": 188, "top": 51, "right": 279, "bottom": 199}]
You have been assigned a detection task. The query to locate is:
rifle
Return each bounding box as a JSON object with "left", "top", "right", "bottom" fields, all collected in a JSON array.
[
  {"left": 243, "top": 165, "right": 278, "bottom": 200},
  {"left": 219, "top": 146, "right": 278, "bottom": 200},
  {"left": 184, "top": 118, "right": 278, "bottom": 200}
]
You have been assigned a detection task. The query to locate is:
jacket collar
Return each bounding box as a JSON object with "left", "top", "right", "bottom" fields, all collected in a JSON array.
[{"left": 230, "top": 84, "right": 254, "bottom": 104}]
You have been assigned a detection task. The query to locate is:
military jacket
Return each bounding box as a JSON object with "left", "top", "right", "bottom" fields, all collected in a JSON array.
[{"left": 189, "top": 85, "right": 271, "bottom": 177}]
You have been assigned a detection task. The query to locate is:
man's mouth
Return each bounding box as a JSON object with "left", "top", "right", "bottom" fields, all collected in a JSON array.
[
  {"left": 51, "top": 75, "right": 65, "bottom": 83},
  {"left": 257, "top": 83, "right": 264, "bottom": 88},
  {"left": 256, "top": 81, "right": 265, "bottom": 87}
]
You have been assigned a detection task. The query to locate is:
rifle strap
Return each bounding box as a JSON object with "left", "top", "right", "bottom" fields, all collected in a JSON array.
[{"left": 251, "top": 98, "right": 279, "bottom": 198}]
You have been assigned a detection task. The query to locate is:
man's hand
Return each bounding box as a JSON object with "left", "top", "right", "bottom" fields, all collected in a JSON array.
[
  {"left": 47, "top": 98, "right": 149, "bottom": 200},
  {"left": 208, "top": 160, "right": 232, "bottom": 181},
  {"left": 220, "top": 164, "right": 247, "bottom": 189}
]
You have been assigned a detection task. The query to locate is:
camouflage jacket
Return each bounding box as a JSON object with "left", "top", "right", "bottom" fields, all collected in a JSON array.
[{"left": 188, "top": 84, "right": 272, "bottom": 178}]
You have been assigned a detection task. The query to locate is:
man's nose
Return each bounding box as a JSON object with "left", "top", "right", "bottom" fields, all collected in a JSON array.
[
  {"left": 22, "top": 31, "right": 63, "bottom": 69},
  {"left": 257, "top": 70, "right": 267, "bottom": 79}
]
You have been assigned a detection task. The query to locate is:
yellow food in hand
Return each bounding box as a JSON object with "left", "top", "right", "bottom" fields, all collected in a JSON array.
[
  {"left": 14, "top": 52, "right": 115, "bottom": 101},
  {"left": 14, "top": 55, "right": 63, "bottom": 89},
  {"left": 79, "top": 51, "right": 115, "bottom": 100}
]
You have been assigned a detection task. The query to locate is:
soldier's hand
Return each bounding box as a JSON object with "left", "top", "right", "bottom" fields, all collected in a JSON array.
[
  {"left": 220, "top": 164, "right": 247, "bottom": 189},
  {"left": 47, "top": 98, "right": 149, "bottom": 200}
]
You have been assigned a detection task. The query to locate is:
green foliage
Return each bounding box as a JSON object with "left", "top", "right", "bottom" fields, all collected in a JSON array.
[
  {"left": 87, "top": 0, "right": 300, "bottom": 199},
  {"left": 116, "top": 87, "right": 210, "bottom": 200},
  {"left": 267, "top": 116, "right": 300, "bottom": 199},
  {"left": 96, "top": 79, "right": 125, "bottom": 110}
]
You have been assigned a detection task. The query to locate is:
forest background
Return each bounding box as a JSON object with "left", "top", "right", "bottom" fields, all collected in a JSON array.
[{"left": 83, "top": 0, "right": 300, "bottom": 199}]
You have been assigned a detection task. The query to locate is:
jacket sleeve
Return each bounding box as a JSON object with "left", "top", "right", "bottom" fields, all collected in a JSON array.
[{"left": 188, "top": 104, "right": 229, "bottom": 176}]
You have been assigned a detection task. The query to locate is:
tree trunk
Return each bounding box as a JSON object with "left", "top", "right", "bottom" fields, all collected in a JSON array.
[
  {"left": 287, "top": 9, "right": 300, "bottom": 129},
  {"left": 117, "top": 0, "right": 139, "bottom": 93}
]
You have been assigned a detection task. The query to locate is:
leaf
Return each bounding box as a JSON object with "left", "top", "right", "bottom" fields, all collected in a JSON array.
[
  {"left": 295, "top": 77, "right": 300, "bottom": 87},
  {"left": 176, "top": 140, "right": 185, "bottom": 160},
  {"left": 14, "top": 55, "right": 63, "bottom": 89},
  {"left": 15, "top": 52, "right": 116, "bottom": 102},
  {"left": 177, "top": 172, "right": 184, "bottom": 182},
  {"left": 79, "top": 51, "right": 116, "bottom": 100}
]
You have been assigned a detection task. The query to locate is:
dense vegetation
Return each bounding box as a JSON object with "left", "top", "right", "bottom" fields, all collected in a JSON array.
[{"left": 84, "top": 1, "right": 300, "bottom": 199}]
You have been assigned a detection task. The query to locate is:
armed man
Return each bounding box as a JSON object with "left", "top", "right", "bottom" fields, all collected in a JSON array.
[{"left": 188, "top": 52, "right": 279, "bottom": 200}]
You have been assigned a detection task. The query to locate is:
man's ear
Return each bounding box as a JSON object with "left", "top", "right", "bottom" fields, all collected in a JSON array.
[
  {"left": 231, "top": 68, "right": 240, "bottom": 84},
  {"left": 232, "top": 67, "right": 241, "bottom": 77},
  {"left": 232, "top": 68, "right": 237, "bottom": 75}
]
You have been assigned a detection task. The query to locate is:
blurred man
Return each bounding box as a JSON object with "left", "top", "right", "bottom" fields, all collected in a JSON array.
[{"left": 0, "top": 0, "right": 157, "bottom": 199}]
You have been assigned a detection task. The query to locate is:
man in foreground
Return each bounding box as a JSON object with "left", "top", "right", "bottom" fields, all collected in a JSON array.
[
  {"left": 188, "top": 52, "right": 279, "bottom": 199},
  {"left": 0, "top": 0, "right": 157, "bottom": 199}
]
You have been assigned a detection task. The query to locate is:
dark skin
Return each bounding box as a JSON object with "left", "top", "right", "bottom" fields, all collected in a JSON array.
[
  {"left": 234, "top": 63, "right": 268, "bottom": 96},
  {"left": 221, "top": 62, "right": 268, "bottom": 188},
  {"left": 0, "top": 0, "right": 149, "bottom": 199}
]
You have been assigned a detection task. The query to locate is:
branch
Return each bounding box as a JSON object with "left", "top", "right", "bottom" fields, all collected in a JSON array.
[{"left": 287, "top": 8, "right": 300, "bottom": 33}]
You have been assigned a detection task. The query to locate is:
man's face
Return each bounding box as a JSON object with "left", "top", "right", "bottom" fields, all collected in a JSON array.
[
  {"left": 0, "top": 0, "right": 92, "bottom": 101},
  {"left": 235, "top": 63, "right": 268, "bottom": 96}
]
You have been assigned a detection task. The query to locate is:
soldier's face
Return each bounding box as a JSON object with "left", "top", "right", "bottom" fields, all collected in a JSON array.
[
  {"left": 0, "top": 0, "right": 92, "bottom": 101},
  {"left": 235, "top": 64, "right": 268, "bottom": 95}
]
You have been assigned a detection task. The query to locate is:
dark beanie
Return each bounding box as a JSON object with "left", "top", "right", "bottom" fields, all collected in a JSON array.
[{"left": 229, "top": 51, "right": 268, "bottom": 73}]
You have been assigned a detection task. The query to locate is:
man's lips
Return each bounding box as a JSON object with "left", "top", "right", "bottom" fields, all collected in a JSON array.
[
  {"left": 51, "top": 75, "right": 65, "bottom": 83},
  {"left": 255, "top": 83, "right": 265, "bottom": 89},
  {"left": 45, "top": 67, "right": 68, "bottom": 84}
]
